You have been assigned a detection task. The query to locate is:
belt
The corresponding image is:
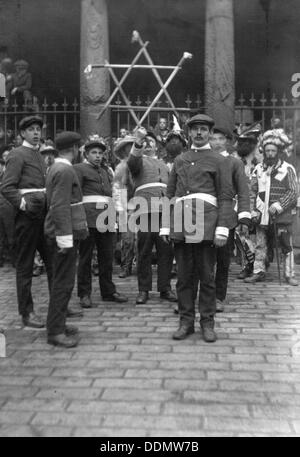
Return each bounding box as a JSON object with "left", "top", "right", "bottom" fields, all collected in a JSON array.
[
  {"left": 176, "top": 192, "right": 217, "bottom": 207},
  {"left": 82, "top": 195, "right": 110, "bottom": 204},
  {"left": 19, "top": 188, "right": 46, "bottom": 195},
  {"left": 135, "top": 182, "right": 167, "bottom": 192}
]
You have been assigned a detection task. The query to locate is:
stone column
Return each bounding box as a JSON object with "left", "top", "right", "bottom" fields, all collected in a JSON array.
[
  {"left": 80, "top": 0, "right": 110, "bottom": 139},
  {"left": 205, "top": 0, "right": 235, "bottom": 131}
]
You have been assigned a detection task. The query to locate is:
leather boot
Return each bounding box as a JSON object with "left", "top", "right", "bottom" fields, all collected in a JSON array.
[
  {"left": 201, "top": 321, "right": 217, "bottom": 343},
  {"left": 172, "top": 324, "right": 194, "bottom": 340},
  {"left": 244, "top": 271, "right": 266, "bottom": 283},
  {"left": 136, "top": 291, "right": 149, "bottom": 304}
]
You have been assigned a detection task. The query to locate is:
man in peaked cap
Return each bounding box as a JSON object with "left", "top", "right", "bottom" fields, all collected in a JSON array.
[
  {"left": 1, "top": 115, "right": 52, "bottom": 328},
  {"left": 45, "top": 131, "right": 88, "bottom": 348},
  {"left": 160, "top": 113, "right": 233, "bottom": 342},
  {"left": 74, "top": 135, "right": 128, "bottom": 308},
  {"left": 210, "top": 125, "right": 251, "bottom": 312}
]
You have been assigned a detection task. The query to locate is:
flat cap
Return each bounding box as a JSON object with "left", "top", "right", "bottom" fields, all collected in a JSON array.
[
  {"left": 55, "top": 131, "right": 81, "bottom": 151},
  {"left": 84, "top": 134, "right": 106, "bottom": 152},
  {"left": 186, "top": 114, "right": 215, "bottom": 129},
  {"left": 213, "top": 126, "right": 233, "bottom": 139},
  {"left": 19, "top": 115, "right": 43, "bottom": 131}
]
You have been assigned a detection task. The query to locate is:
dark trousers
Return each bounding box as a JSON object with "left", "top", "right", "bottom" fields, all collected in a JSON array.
[
  {"left": 15, "top": 212, "right": 52, "bottom": 317},
  {"left": 0, "top": 203, "right": 15, "bottom": 263},
  {"left": 174, "top": 241, "right": 216, "bottom": 326},
  {"left": 46, "top": 239, "right": 78, "bottom": 336},
  {"left": 137, "top": 226, "right": 173, "bottom": 292},
  {"left": 215, "top": 229, "right": 235, "bottom": 301},
  {"left": 77, "top": 228, "right": 116, "bottom": 299}
]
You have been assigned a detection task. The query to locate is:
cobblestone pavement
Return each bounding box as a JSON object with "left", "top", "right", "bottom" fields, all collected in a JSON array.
[{"left": 1, "top": 262, "right": 300, "bottom": 437}]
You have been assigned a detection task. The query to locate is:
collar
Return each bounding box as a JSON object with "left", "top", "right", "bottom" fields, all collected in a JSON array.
[
  {"left": 191, "top": 143, "right": 211, "bottom": 151},
  {"left": 55, "top": 157, "right": 72, "bottom": 166},
  {"left": 22, "top": 140, "right": 40, "bottom": 150},
  {"left": 219, "top": 150, "right": 229, "bottom": 157}
]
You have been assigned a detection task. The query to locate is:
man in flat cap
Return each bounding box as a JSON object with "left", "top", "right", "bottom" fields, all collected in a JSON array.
[
  {"left": 210, "top": 126, "right": 251, "bottom": 312},
  {"left": 128, "top": 127, "right": 177, "bottom": 305},
  {"left": 1, "top": 115, "right": 52, "bottom": 328},
  {"left": 74, "top": 135, "right": 128, "bottom": 308},
  {"left": 161, "top": 114, "right": 233, "bottom": 342},
  {"left": 45, "top": 131, "right": 88, "bottom": 348}
]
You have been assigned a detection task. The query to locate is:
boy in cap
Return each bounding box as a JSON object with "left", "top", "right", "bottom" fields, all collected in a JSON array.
[
  {"left": 1, "top": 115, "right": 52, "bottom": 328},
  {"left": 74, "top": 135, "right": 128, "bottom": 307},
  {"left": 161, "top": 114, "right": 233, "bottom": 342},
  {"left": 45, "top": 131, "right": 88, "bottom": 348},
  {"left": 210, "top": 126, "right": 251, "bottom": 312}
]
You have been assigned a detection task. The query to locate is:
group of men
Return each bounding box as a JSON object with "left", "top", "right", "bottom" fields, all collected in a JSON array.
[{"left": 0, "top": 111, "right": 298, "bottom": 347}]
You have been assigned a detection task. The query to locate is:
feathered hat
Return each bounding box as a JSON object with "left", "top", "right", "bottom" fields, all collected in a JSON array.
[{"left": 258, "top": 128, "right": 292, "bottom": 154}]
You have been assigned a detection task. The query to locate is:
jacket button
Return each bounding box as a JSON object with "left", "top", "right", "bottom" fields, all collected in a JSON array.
[
  {"left": 186, "top": 191, "right": 190, "bottom": 194},
  {"left": 191, "top": 162, "right": 194, "bottom": 165}
]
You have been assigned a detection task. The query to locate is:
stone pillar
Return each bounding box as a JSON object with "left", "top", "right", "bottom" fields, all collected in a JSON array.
[
  {"left": 205, "top": 0, "right": 235, "bottom": 131},
  {"left": 80, "top": 0, "right": 110, "bottom": 139}
]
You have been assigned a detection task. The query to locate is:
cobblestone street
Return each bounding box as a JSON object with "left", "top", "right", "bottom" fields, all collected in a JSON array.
[{"left": 1, "top": 262, "right": 300, "bottom": 437}]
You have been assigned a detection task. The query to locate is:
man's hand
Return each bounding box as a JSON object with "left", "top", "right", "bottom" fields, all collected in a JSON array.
[
  {"left": 269, "top": 202, "right": 283, "bottom": 216},
  {"left": 214, "top": 234, "right": 228, "bottom": 247},
  {"left": 134, "top": 126, "right": 147, "bottom": 145},
  {"left": 11, "top": 87, "right": 18, "bottom": 95},
  {"left": 160, "top": 235, "right": 171, "bottom": 244}
]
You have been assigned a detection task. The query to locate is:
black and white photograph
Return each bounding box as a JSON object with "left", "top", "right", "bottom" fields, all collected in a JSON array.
[{"left": 0, "top": 0, "right": 300, "bottom": 439}]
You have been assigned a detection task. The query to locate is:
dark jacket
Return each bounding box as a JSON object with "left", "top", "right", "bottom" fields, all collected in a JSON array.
[
  {"left": 166, "top": 148, "right": 233, "bottom": 242},
  {"left": 44, "top": 161, "right": 87, "bottom": 240},
  {"left": 73, "top": 162, "right": 112, "bottom": 228}
]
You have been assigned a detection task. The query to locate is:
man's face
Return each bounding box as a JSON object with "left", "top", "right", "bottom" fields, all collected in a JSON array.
[
  {"left": 264, "top": 144, "right": 278, "bottom": 159},
  {"left": 189, "top": 123, "right": 211, "bottom": 148},
  {"left": 120, "top": 128, "right": 127, "bottom": 138},
  {"left": 159, "top": 118, "right": 167, "bottom": 130},
  {"left": 210, "top": 132, "right": 227, "bottom": 153},
  {"left": 86, "top": 146, "right": 104, "bottom": 167},
  {"left": 142, "top": 135, "right": 157, "bottom": 156},
  {"left": 21, "top": 124, "right": 41, "bottom": 146},
  {"left": 165, "top": 137, "right": 183, "bottom": 159}
]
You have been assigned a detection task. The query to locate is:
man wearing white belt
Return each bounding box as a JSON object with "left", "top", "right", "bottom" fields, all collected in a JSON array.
[
  {"left": 128, "top": 128, "right": 176, "bottom": 305},
  {"left": 1, "top": 115, "right": 52, "bottom": 328},
  {"left": 160, "top": 114, "right": 233, "bottom": 342},
  {"left": 74, "top": 135, "right": 128, "bottom": 306}
]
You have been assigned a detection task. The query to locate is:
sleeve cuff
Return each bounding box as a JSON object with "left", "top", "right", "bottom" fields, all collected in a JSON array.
[
  {"left": 159, "top": 228, "right": 170, "bottom": 236},
  {"left": 215, "top": 226, "right": 229, "bottom": 238},
  {"left": 273, "top": 202, "right": 283, "bottom": 213},
  {"left": 56, "top": 235, "right": 73, "bottom": 248},
  {"left": 238, "top": 211, "right": 251, "bottom": 221}
]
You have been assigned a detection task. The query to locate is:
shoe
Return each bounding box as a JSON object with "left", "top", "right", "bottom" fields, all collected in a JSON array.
[
  {"left": 237, "top": 266, "right": 253, "bottom": 279},
  {"left": 160, "top": 290, "right": 178, "bottom": 302},
  {"left": 65, "top": 325, "right": 79, "bottom": 336},
  {"left": 79, "top": 296, "right": 93, "bottom": 308},
  {"left": 22, "top": 312, "right": 45, "bottom": 328},
  {"left": 66, "top": 305, "right": 84, "bottom": 318},
  {"left": 201, "top": 322, "right": 217, "bottom": 343},
  {"left": 136, "top": 291, "right": 149, "bottom": 304},
  {"left": 102, "top": 292, "right": 128, "bottom": 303},
  {"left": 216, "top": 299, "right": 225, "bottom": 313},
  {"left": 47, "top": 333, "right": 78, "bottom": 348},
  {"left": 285, "top": 276, "right": 299, "bottom": 286},
  {"left": 0, "top": 260, "right": 4, "bottom": 268},
  {"left": 173, "top": 307, "right": 179, "bottom": 315},
  {"left": 172, "top": 325, "right": 195, "bottom": 340},
  {"left": 244, "top": 271, "right": 266, "bottom": 283}
]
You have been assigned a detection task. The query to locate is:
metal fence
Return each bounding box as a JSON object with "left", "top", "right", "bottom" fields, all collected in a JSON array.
[{"left": 0, "top": 97, "right": 80, "bottom": 141}]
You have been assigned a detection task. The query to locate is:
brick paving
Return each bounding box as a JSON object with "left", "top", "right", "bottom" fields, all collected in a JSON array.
[{"left": 1, "top": 262, "right": 300, "bottom": 437}]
